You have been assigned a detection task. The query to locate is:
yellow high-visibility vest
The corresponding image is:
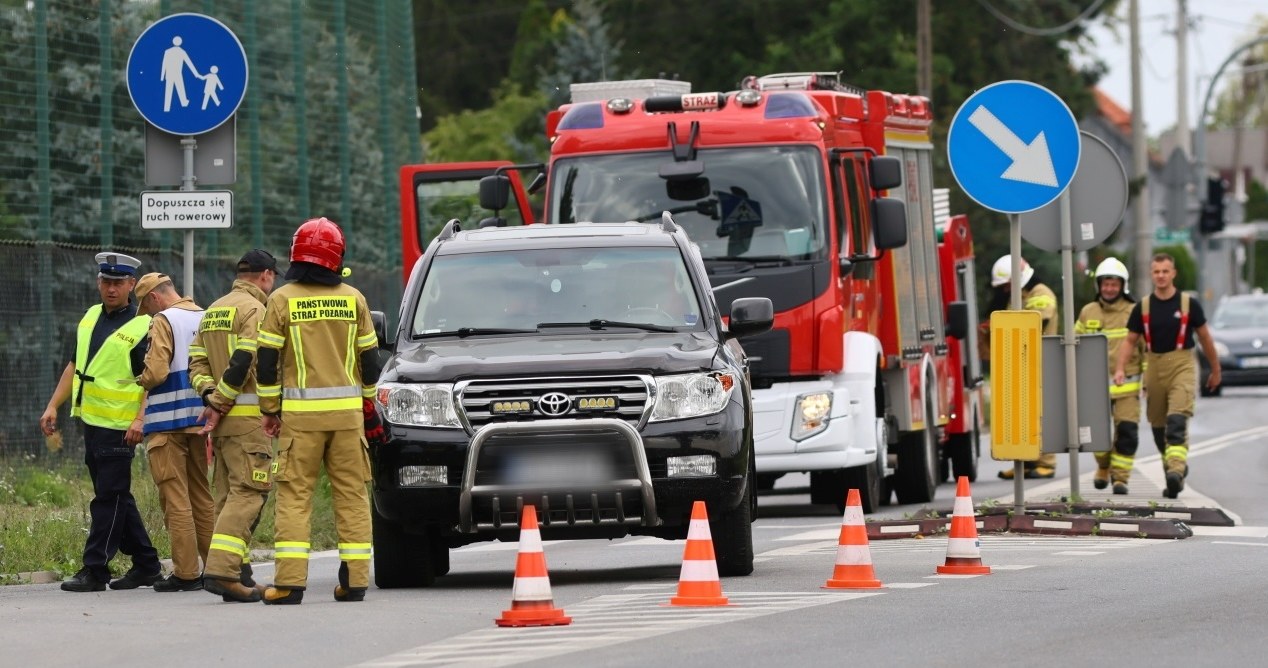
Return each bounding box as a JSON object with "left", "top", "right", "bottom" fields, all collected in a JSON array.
[{"left": 72, "top": 305, "right": 151, "bottom": 429}]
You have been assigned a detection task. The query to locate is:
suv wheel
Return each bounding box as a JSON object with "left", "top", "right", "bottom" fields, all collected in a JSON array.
[
  {"left": 372, "top": 505, "right": 437, "bottom": 589},
  {"left": 711, "top": 471, "right": 755, "bottom": 577}
]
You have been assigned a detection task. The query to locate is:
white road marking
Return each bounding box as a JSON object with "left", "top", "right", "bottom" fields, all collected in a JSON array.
[
  {"left": 1211, "top": 541, "right": 1268, "bottom": 547},
  {"left": 1189, "top": 526, "right": 1268, "bottom": 538},
  {"left": 355, "top": 591, "right": 880, "bottom": 667}
]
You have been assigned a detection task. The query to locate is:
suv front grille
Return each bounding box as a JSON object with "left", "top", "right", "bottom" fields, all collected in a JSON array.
[{"left": 458, "top": 375, "right": 649, "bottom": 431}]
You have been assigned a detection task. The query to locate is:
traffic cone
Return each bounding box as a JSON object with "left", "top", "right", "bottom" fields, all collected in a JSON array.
[
  {"left": 495, "top": 505, "right": 571, "bottom": 627},
  {"left": 822, "top": 488, "right": 883, "bottom": 589},
  {"left": 936, "top": 476, "right": 991, "bottom": 575},
  {"left": 668, "top": 501, "right": 731, "bottom": 607}
]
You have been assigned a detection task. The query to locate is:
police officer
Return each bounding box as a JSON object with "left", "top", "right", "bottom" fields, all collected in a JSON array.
[
  {"left": 39, "top": 253, "right": 163, "bottom": 592},
  {"left": 1075, "top": 258, "right": 1144, "bottom": 494},
  {"left": 135, "top": 273, "right": 214, "bottom": 592},
  {"left": 190, "top": 249, "right": 279, "bottom": 602},
  {"left": 989, "top": 255, "right": 1059, "bottom": 479},
  {"left": 256, "top": 218, "right": 381, "bottom": 605},
  {"left": 1114, "top": 253, "right": 1220, "bottom": 498}
]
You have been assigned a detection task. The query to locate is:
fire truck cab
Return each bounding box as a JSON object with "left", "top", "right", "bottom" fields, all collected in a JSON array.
[{"left": 398, "top": 72, "right": 976, "bottom": 511}]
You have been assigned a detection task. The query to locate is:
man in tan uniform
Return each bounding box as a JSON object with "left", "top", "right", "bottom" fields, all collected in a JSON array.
[
  {"left": 989, "top": 255, "right": 1059, "bottom": 479},
  {"left": 135, "top": 273, "right": 213, "bottom": 592},
  {"left": 1075, "top": 258, "right": 1144, "bottom": 494},
  {"left": 191, "top": 250, "right": 279, "bottom": 602},
  {"left": 1115, "top": 253, "right": 1221, "bottom": 499},
  {"left": 256, "top": 218, "right": 381, "bottom": 605}
]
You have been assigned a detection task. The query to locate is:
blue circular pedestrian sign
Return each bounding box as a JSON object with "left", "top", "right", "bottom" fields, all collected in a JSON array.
[
  {"left": 947, "top": 80, "right": 1080, "bottom": 214},
  {"left": 126, "top": 13, "right": 248, "bottom": 136}
]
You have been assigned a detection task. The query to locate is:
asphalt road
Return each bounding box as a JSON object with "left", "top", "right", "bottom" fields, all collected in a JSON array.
[{"left": 2, "top": 388, "right": 1265, "bottom": 668}]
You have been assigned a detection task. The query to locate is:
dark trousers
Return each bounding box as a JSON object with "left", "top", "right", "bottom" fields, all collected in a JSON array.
[{"left": 82, "top": 424, "right": 161, "bottom": 580}]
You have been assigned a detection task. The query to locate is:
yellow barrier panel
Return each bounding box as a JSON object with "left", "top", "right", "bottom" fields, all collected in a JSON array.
[{"left": 989, "top": 311, "right": 1043, "bottom": 460}]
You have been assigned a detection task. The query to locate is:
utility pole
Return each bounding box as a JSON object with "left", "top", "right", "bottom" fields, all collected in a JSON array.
[
  {"left": 1131, "top": 0, "right": 1153, "bottom": 290},
  {"left": 1175, "top": 0, "right": 1191, "bottom": 156},
  {"left": 917, "top": 0, "right": 932, "bottom": 99}
]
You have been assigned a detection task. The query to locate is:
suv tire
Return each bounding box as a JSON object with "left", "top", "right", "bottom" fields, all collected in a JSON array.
[
  {"left": 372, "top": 505, "right": 436, "bottom": 589},
  {"left": 711, "top": 470, "right": 755, "bottom": 577}
]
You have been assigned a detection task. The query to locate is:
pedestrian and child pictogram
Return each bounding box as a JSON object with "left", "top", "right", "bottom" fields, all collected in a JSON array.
[{"left": 127, "top": 13, "right": 248, "bottom": 136}]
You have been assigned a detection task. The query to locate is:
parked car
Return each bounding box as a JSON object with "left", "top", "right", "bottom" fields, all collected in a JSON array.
[{"left": 1198, "top": 292, "right": 1268, "bottom": 397}]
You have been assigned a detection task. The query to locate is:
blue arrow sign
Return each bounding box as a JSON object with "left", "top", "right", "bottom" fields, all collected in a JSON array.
[
  {"left": 947, "top": 80, "right": 1080, "bottom": 214},
  {"left": 126, "top": 13, "right": 248, "bottom": 136}
]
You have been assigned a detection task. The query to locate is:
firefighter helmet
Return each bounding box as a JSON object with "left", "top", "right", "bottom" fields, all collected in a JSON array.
[
  {"left": 991, "top": 255, "right": 1033, "bottom": 287},
  {"left": 290, "top": 217, "right": 345, "bottom": 272},
  {"left": 1093, "top": 257, "right": 1129, "bottom": 290}
]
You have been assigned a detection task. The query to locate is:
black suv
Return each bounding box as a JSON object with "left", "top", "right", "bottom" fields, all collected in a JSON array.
[{"left": 370, "top": 216, "right": 773, "bottom": 587}]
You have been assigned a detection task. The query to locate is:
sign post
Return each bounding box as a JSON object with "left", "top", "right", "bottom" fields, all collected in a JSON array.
[
  {"left": 127, "top": 13, "right": 247, "bottom": 299},
  {"left": 948, "top": 80, "right": 1080, "bottom": 512}
]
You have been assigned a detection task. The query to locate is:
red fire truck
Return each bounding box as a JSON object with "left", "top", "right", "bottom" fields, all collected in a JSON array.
[{"left": 398, "top": 72, "right": 981, "bottom": 511}]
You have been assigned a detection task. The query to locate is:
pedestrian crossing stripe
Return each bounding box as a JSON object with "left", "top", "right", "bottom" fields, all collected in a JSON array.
[
  {"left": 354, "top": 592, "right": 877, "bottom": 667},
  {"left": 758, "top": 534, "right": 1160, "bottom": 559}
]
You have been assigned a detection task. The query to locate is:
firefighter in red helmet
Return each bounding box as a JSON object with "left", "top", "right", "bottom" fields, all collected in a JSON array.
[{"left": 255, "top": 218, "right": 382, "bottom": 604}]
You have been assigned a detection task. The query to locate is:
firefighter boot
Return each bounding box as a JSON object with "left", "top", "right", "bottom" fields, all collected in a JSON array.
[
  {"left": 261, "top": 586, "right": 304, "bottom": 605},
  {"left": 240, "top": 562, "right": 255, "bottom": 588},
  {"left": 1093, "top": 452, "right": 1111, "bottom": 490},
  {"left": 1025, "top": 453, "right": 1057, "bottom": 479},
  {"left": 1163, "top": 457, "right": 1188, "bottom": 499},
  {"left": 334, "top": 562, "right": 366, "bottom": 602},
  {"left": 1110, "top": 468, "right": 1131, "bottom": 495},
  {"left": 204, "top": 576, "right": 264, "bottom": 603},
  {"left": 1162, "top": 415, "right": 1189, "bottom": 499}
]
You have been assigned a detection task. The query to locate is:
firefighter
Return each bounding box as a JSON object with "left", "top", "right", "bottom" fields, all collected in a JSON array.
[
  {"left": 989, "top": 254, "right": 1059, "bottom": 479},
  {"left": 135, "top": 273, "right": 214, "bottom": 592},
  {"left": 1114, "top": 253, "right": 1221, "bottom": 498},
  {"left": 39, "top": 253, "right": 163, "bottom": 592},
  {"left": 1075, "top": 258, "right": 1144, "bottom": 494},
  {"left": 256, "top": 217, "right": 381, "bottom": 605},
  {"left": 190, "top": 249, "right": 279, "bottom": 602}
]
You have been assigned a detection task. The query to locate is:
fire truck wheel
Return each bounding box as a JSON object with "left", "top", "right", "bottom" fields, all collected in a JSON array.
[{"left": 894, "top": 394, "right": 938, "bottom": 505}]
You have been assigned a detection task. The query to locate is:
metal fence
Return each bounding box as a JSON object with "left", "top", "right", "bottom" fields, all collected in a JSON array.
[{"left": 1, "top": 0, "right": 421, "bottom": 464}]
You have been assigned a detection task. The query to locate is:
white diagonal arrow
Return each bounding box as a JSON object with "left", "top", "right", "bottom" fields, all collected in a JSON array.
[{"left": 968, "top": 105, "right": 1059, "bottom": 187}]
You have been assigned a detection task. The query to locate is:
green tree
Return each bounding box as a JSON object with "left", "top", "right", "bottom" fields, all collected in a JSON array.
[{"left": 423, "top": 81, "right": 549, "bottom": 163}]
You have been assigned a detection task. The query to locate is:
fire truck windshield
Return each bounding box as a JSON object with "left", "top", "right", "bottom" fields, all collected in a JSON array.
[{"left": 548, "top": 146, "right": 828, "bottom": 261}]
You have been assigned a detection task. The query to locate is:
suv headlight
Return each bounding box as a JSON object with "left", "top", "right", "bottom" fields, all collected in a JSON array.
[
  {"left": 791, "top": 392, "right": 832, "bottom": 441},
  {"left": 651, "top": 372, "right": 736, "bottom": 422},
  {"left": 376, "top": 382, "right": 461, "bottom": 428}
]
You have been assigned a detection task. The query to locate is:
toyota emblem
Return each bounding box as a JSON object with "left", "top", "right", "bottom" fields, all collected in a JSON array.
[{"left": 537, "top": 392, "right": 572, "bottom": 416}]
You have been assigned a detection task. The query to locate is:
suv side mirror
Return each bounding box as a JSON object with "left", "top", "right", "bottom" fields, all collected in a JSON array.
[
  {"left": 945, "top": 301, "right": 970, "bottom": 340},
  {"left": 479, "top": 174, "right": 511, "bottom": 211},
  {"left": 869, "top": 156, "right": 902, "bottom": 191},
  {"left": 727, "top": 297, "right": 774, "bottom": 341},
  {"left": 371, "top": 310, "right": 394, "bottom": 349},
  {"left": 871, "top": 198, "right": 908, "bottom": 249}
]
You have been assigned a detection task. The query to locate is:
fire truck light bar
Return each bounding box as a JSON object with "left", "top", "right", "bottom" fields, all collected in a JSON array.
[{"left": 644, "top": 92, "right": 726, "bottom": 113}]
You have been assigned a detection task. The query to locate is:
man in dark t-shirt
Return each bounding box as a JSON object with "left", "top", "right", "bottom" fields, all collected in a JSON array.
[{"left": 1113, "top": 253, "right": 1220, "bottom": 499}]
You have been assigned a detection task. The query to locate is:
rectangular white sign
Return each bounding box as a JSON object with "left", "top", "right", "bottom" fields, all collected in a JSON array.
[{"left": 140, "top": 190, "right": 233, "bottom": 229}]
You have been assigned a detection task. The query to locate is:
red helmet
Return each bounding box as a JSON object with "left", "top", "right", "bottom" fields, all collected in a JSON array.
[{"left": 291, "top": 217, "right": 345, "bottom": 271}]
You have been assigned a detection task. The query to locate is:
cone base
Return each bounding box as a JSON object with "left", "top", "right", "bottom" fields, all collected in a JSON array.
[
  {"left": 496, "top": 601, "right": 572, "bottom": 627},
  {"left": 937, "top": 559, "right": 991, "bottom": 575},
  {"left": 822, "top": 578, "right": 883, "bottom": 589},
  {"left": 667, "top": 595, "right": 731, "bottom": 607}
]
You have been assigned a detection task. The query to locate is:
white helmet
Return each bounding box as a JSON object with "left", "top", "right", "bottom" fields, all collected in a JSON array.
[
  {"left": 991, "top": 255, "right": 1034, "bottom": 287},
  {"left": 1094, "top": 257, "right": 1129, "bottom": 282}
]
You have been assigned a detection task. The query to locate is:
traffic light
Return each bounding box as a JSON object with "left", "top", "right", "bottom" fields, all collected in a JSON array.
[{"left": 1199, "top": 176, "right": 1226, "bottom": 234}]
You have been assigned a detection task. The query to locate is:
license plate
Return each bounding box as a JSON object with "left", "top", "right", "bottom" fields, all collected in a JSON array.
[
  {"left": 502, "top": 449, "right": 613, "bottom": 487},
  {"left": 1241, "top": 357, "right": 1268, "bottom": 368}
]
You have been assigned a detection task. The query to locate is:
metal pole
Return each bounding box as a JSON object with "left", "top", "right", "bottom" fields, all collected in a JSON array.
[
  {"left": 1060, "top": 190, "right": 1080, "bottom": 499},
  {"left": 1130, "top": 0, "right": 1153, "bottom": 302},
  {"left": 1174, "top": 0, "right": 1191, "bottom": 158},
  {"left": 1010, "top": 213, "right": 1024, "bottom": 512},
  {"left": 181, "top": 136, "right": 197, "bottom": 299}
]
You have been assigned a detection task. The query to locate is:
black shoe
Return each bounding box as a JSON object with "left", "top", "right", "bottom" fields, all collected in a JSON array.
[
  {"left": 1112, "top": 482, "right": 1129, "bottom": 495},
  {"left": 109, "top": 568, "right": 161, "bottom": 590},
  {"left": 333, "top": 562, "right": 365, "bottom": 602},
  {"left": 1024, "top": 466, "right": 1056, "bottom": 479},
  {"left": 1164, "top": 471, "right": 1184, "bottom": 499},
  {"left": 153, "top": 575, "right": 204, "bottom": 592},
  {"left": 61, "top": 567, "right": 107, "bottom": 592},
  {"left": 240, "top": 563, "right": 256, "bottom": 588}
]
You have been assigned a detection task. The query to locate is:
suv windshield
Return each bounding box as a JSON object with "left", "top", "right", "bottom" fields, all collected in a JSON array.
[
  {"left": 548, "top": 146, "right": 827, "bottom": 261},
  {"left": 1212, "top": 298, "right": 1268, "bottom": 329},
  {"left": 412, "top": 246, "right": 703, "bottom": 335}
]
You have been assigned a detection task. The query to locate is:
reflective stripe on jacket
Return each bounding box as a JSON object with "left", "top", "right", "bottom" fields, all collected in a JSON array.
[{"left": 143, "top": 305, "right": 204, "bottom": 434}]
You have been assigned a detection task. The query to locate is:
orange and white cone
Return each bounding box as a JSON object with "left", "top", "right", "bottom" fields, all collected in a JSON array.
[
  {"left": 668, "top": 501, "right": 731, "bottom": 607},
  {"left": 495, "top": 505, "right": 572, "bottom": 627},
  {"left": 822, "top": 488, "right": 883, "bottom": 589},
  {"left": 936, "top": 476, "right": 991, "bottom": 575}
]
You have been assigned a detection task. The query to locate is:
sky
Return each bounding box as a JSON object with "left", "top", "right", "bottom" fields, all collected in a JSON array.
[{"left": 1083, "top": 0, "right": 1267, "bottom": 138}]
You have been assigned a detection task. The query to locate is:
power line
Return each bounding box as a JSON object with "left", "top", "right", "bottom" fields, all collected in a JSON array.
[{"left": 975, "top": 0, "right": 1110, "bottom": 37}]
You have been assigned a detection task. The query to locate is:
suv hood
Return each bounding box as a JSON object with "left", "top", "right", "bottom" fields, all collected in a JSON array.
[{"left": 384, "top": 332, "right": 721, "bottom": 382}]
